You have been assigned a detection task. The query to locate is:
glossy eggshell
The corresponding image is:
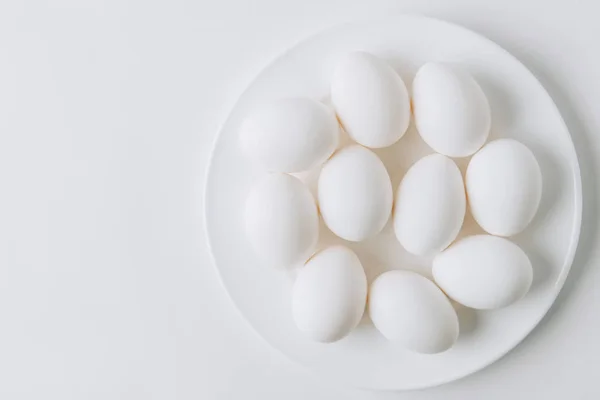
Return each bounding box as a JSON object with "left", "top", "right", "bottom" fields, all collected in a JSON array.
[
  {"left": 239, "top": 98, "right": 339, "bottom": 173},
  {"left": 433, "top": 235, "right": 533, "bottom": 310},
  {"left": 318, "top": 145, "right": 393, "bottom": 242},
  {"left": 245, "top": 173, "right": 319, "bottom": 269},
  {"left": 292, "top": 246, "right": 367, "bottom": 342},
  {"left": 466, "top": 139, "right": 542, "bottom": 236},
  {"left": 393, "top": 154, "right": 466, "bottom": 256},
  {"left": 412, "top": 62, "right": 491, "bottom": 157},
  {"left": 368, "top": 270, "right": 459, "bottom": 354},
  {"left": 331, "top": 52, "right": 410, "bottom": 148}
]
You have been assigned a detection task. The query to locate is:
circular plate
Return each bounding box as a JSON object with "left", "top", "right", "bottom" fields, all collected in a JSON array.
[{"left": 205, "top": 16, "right": 582, "bottom": 390}]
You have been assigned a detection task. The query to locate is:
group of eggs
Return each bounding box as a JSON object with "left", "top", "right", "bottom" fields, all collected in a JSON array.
[{"left": 241, "top": 52, "right": 542, "bottom": 354}]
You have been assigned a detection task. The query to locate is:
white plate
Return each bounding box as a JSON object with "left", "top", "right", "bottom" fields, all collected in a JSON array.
[{"left": 205, "top": 16, "right": 582, "bottom": 391}]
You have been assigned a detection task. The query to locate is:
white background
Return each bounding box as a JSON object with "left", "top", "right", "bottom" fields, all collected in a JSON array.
[{"left": 0, "top": 1, "right": 598, "bottom": 399}]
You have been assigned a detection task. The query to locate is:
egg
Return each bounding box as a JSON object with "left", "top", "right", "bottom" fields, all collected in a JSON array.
[
  {"left": 318, "top": 145, "right": 393, "bottom": 241},
  {"left": 412, "top": 62, "right": 491, "bottom": 157},
  {"left": 331, "top": 51, "right": 410, "bottom": 148},
  {"left": 245, "top": 173, "right": 318, "bottom": 269},
  {"left": 433, "top": 235, "right": 533, "bottom": 310},
  {"left": 292, "top": 246, "right": 367, "bottom": 342},
  {"left": 369, "top": 270, "right": 459, "bottom": 354},
  {"left": 466, "top": 139, "right": 542, "bottom": 236},
  {"left": 239, "top": 98, "right": 339, "bottom": 173},
  {"left": 393, "top": 154, "right": 466, "bottom": 256}
]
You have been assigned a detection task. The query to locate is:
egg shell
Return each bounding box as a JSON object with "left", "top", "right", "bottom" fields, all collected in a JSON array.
[
  {"left": 393, "top": 154, "right": 466, "bottom": 256},
  {"left": 292, "top": 246, "right": 367, "bottom": 343},
  {"left": 412, "top": 62, "right": 491, "bottom": 157},
  {"left": 466, "top": 139, "right": 542, "bottom": 236},
  {"left": 433, "top": 235, "right": 533, "bottom": 310},
  {"left": 368, "top": 270, "right": 459, "bottom": 354},
  {"left": 245, "top": 173, "right": 318, "bottom": 269},
  {"left": 331, "top": 51, "right": 410, "bottom": 148},
  {"left": 318, "top": 145, "right": 393, "bottom": 242},
  {"left": 239, "top": 98, "right": 339, "bottom": 173}
]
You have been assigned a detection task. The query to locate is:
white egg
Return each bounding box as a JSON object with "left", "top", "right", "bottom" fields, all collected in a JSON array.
[
  {"left": 466, "top": 139, "right": 543, "bottom": 236},
  {"left": 239, "top": 98, "right": 339, "bottom": 173},
  {"left": 318, "top": 145, "right": 393, "bottom": 241},
  {"left": 393, "top": 154, "right": 466, "bottom": 256},
  {"left": 369, "top": 270, "right": 459, "bottom": 354},
  {"left": 331, "top": 51, "right": 410, "bottom": 148},
  {"left": 433, "top": 235, "right": 533, "bottom": 310},
  {"left": 245, "top": 173, "right": 318, "bottom": 269},
  {"left": 412, "top": 62, "right": 491, "bottom": 157},
  {"left": 292, "top": 246, "right": 367, "bottom": 342}
]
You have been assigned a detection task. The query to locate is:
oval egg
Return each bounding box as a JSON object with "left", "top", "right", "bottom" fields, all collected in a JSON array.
[
  {"left": 368, "top": 270, "right": 459, "bottom": 354},
  {"left": 292, "top": 246, "right": 367, "bottom": 342},
  {"left": 318, "top": 145, "right": 393, "bottom": 241},
  {"left": 394, "top": 154, "right": 466, "bottom": 256},
  {"left": 239, "top": 98, "right": 339, "bottom": 173},
  {"left": 245, "top": 173, "right": 318, "bottom": 269},
  {"left": 433, "top": 235, "right": 533, "bottom": 310},
  {"left": 331, "top": 51, "right": 410, "bottom": 148},
  {"left": 412, "top": 62, "right": 491, "bottom": 157},
  {"left": 466, "top": 139, "right": 543, "bottom": 236}
]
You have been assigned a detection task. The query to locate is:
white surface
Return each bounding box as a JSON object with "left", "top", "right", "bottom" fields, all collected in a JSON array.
[
  {"left": 205, "top": 15, "right": 581, "bottom": 390},
  {"left": 1, "top": 1, "right": 599, "bottom": 399}
]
